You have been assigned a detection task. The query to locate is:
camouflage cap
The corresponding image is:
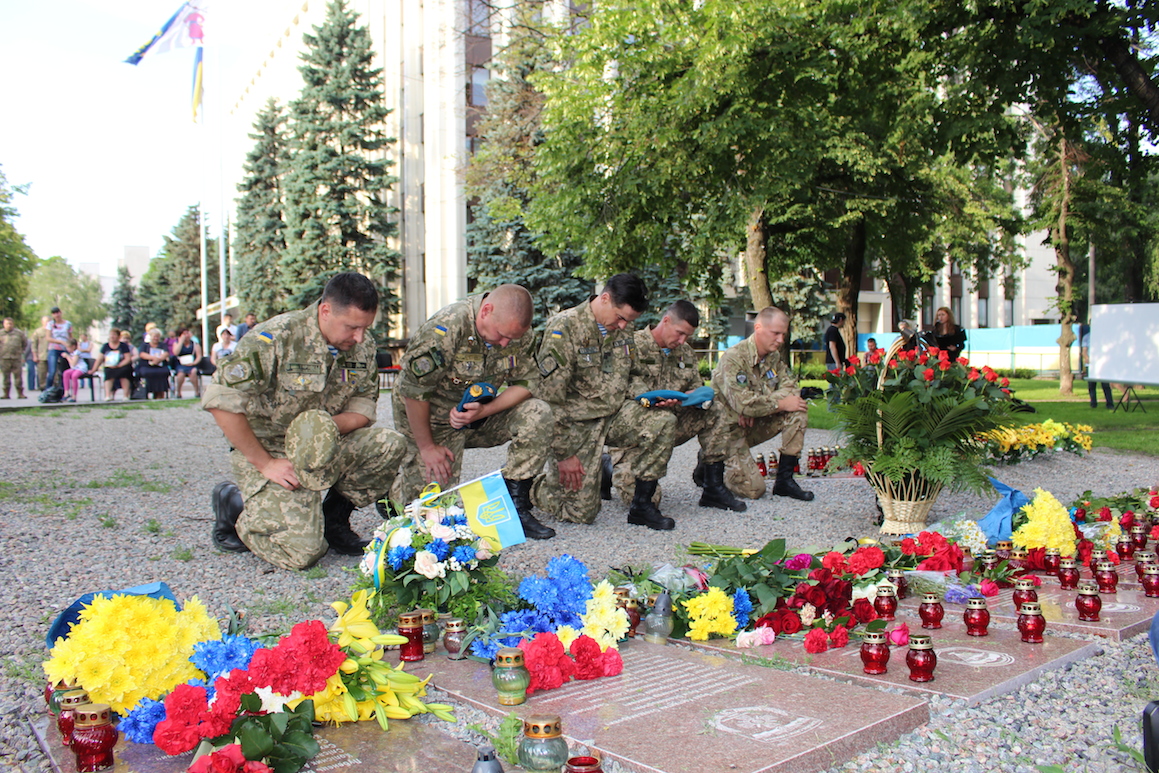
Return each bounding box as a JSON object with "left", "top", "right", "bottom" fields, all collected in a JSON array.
[{"left": 285, "top": 410, "right": 339, "bottom": 490}]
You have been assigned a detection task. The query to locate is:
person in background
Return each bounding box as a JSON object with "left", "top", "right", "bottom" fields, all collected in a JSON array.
[
  {"left": 30, "top": 316, "right": 49, "bottom": 391},
  {"left": 24, "top": 335, "right": 36, "bottom": 394},
  {"left": 76, "top": 332, "right": 93, "bottom": 359},
  {"left": 864, "top": 337, "right": 879, "bottom": 359},
  {"left": 137, "top": 329, "right": 172, "bottom": 399},
  {"left": 172, "top": 328, "right": 203, "bottom": 398},
  {"left": 91, "top": 328, "right": 133, "bottom": 401},
  {"left": 823, "top": 312, "right": 847, "bottom": 370},
  {"left": 0, "top": 317, "right": 28, "bottom": 399},
  {"left": 933, "top": 306, "right": 966, "bottom": 360},
  {"left": 211, "top": 327, "right": 237, "bottom": 366},
  {"left": 59, "top": 339, "right": 90, "bottom": 403},
  {"left": 235, "top": 312, "right": 258, "bottom": 340},
  {"left": 1079, "top": 324, "right": 1113, "bottom": 410},
  {"left": 46, "top": 307, "right": 73, "bottom": 388}
]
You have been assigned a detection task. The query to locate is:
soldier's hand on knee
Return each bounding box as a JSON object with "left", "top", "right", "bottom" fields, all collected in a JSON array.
[
  {"left": 421, "top": 444, "right": 455, "bottom": 485},
  {"left": 558, "top": 455, "right": 584, "bottom": 492},
  {"left": 260, "top": 458, "right": 300, "bottom": 490},
  {"left": 738, "top": 415, "right": 755, "bottom": 429}
]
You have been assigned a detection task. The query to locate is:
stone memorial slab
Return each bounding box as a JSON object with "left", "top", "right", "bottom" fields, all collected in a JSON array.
[
  {"left": 31, "top": 712, "right": 480, "bottom": 773},
  {"left": 679, "top": 623, "right": 1098, "bottom": 705},
  {"left": 425, "top": 641, "right": 927, "bottom": 773}
]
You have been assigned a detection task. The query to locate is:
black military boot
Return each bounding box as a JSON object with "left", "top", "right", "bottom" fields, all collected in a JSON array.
[
  {"left": 211, "top": 482, "right": 249, "bottom": 553},
  {"left": 627, "top": 479, "right": 675, "bottom": 530},
  {"left": 698, "top": 462, "right": 747, "bottom": 512},
  {"left": 692, "top": 455, "right": 705, "bottom": 488},
  {"left": 505, "top": 478, "right": 555, "bottom": 540},
  {"left": 600, "top": 453, "right": 613, "bottom": 501},
  {"left": 323, "top": 489, "right": 370, "bottom": 555},
  {"left": 772, "top": 454, "right": 814, "bottom": 501}
]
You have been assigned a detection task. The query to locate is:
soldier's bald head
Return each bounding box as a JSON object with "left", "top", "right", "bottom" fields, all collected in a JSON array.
[
  {"left": 487, "top": 284, "right": 533, "bottom": 329},
  {"left": 755, "top": 307, "right": 788, "bottom": 328}
]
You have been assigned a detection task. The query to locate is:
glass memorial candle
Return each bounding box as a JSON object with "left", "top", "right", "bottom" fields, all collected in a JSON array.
[
  {"left": 994, "top": 541, "right": 1013, "bottom": 561},
  {"left": 1075, "top": 581, "right": 1102, "bottom": 621},
  {"left": 873, "top": 585, "right": 898, "bottom": 621},
  {"left": 963, "top": 597, "right": 990, "bottom": 636},
  {"left": 56, "top": 690, "right": 90, "bottom": 747},
  {"left": 517, "top": 715, "right": 570, "bottom": 771},
  {"left": 397, "top": 611, "right": 425, "bottom": 662},
  {"left": 417, "top": 608, "right": 439, "bottom": 654},
  {"left": 70, "top": 704, "right": 117, "bottom": 772},
  {"left": 1136, "top": 551, "right": 1158, "bottom": 581},
  {"left": 1133, "top": 524, "right": 1149, "bottom": 551},
  {"left": 859, "top": 631, "right": 890, "bottom": 675},
  {"left": 980, "top": 552, "right": 999, "bottom": 573},
  {"left": 1012, "top": 578, "right": 1038, "bottom": 609},
  {"left": 443, "top": 618, "right": 467, "bottom": 660},
  {"left": 905, "top": 635, "right": 937, "bottom": 683},
  {"left": 918, "top": 593, "right": 944, "bottom": 629},
  {"left": 1017, "top": 601, "right": 1046, "bottom": 644},
  {"left": 1043, "top": 548, "right": 1062, "bottom": 576},
  {"left": 565, "top": 757, "right": 605, "bottom": 773},
  {"left": 492, "top": 647, "right": 531, "bottom": 706},
  {"left": 1058, "top": 557, "right": 1080, "bottom": 590},
  {"left": 1094, "top": 561, "right": 1119, "bottom": 594},
  {"left": 1142, "top": 564, "right": 1159, "bottom": 598},
  {"left": 1009, "top": 549, "right": 1029, "bottom": 571},
  {"left": 887, "top": 569, "right": 908, "bottom": 600},
  {"left": 1116, "top": 534, "right": 1137, "bottom": 561}
]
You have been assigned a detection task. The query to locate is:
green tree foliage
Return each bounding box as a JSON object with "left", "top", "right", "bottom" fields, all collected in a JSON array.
[
  {"left": 109, "top": 264, "right": 136, "bottom": 334},
  {"left": 25, "top": 256, "right": 106, "bottom": 334},
  {"left": 282, "top": 0, "right": 400, "bottom": 321},
  {"left": 464, "top": 8, "right": 590, "bottom": 330},
  {"left": 0, "top": 166, "right": 35, "bottom": 325},
  {"left": 235, "top": 98, "right": 292, "bottom": 322},
  {"left": 137, "top": 207, "right": 219, "bottom": 333}
]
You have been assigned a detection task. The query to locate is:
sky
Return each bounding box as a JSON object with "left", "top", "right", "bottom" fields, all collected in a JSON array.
[{"left": 0, "top": 0, "right": 278, "bottom": 281}]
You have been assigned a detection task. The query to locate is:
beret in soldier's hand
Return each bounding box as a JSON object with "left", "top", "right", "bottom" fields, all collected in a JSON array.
[
  {"left": 454, "top": 382, "right": 497, "bottom": 430},
  {"left": 285, "top": 410, "right": 340, "bottom": 490},
  {"left": 635, "top": 386, "right": 715, "bottom": 409}
]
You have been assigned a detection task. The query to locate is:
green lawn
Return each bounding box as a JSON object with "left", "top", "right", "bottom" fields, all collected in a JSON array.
[{"left": 803, "top": 378, "right": 1159, "bottom": 456}]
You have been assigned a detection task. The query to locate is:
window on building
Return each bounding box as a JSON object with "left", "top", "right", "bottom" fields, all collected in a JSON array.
[
  {"left": 950, "top": 297, "right": 961, "bottom": 325},
  {"left": 469, "top": 66, "right": 489, "bottom": 107},
  {"left": 977, "top": 297, "right": 989, "bottom": 328},
  {"left": 467, "top": 0, "right": 490, "bottom": 36},
  {"left": 1004, "top": 298, "right": 1014, "bottom": 326}
]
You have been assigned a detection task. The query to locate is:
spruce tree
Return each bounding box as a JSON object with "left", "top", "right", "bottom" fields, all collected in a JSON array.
[
  {"left": 235, "top": 98, "right": 291, "bottom": 321},
  {"left": 109, "top": 265, "right": 136, "bottom": 334},
  {"left": 136, "top": 253, "right": 173, "bottom": 334},
  {"left": 138, "top": 207, "right": 219, "bottom": 332},
  {"left": 282, "top": 0, "right": 399, "bottom": 319},
  {"left": 465, "top": 8, "right": 588, "bottom": 330}
]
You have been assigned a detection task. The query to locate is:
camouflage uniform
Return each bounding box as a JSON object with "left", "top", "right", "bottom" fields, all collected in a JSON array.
[
  {"left": 201, "top": 302, "right": 405, "bottom": 570},
  {"left": 30, "top": 325, "right": 49, "bottom": 390},
  {"left": 706, "top": 336, "right": 807, "bottom": 499},
  {"left": 532, "top": 300, "right": 675, "bottom": 524},
  {"left": 608, "top": 327, "right": 724, "bottom": 503},
  {"left": 390, "top": 293, "right": 552, "bottom": 502},
  {"left": 0, "top": 325, "right": 28, "bottom": 398}
]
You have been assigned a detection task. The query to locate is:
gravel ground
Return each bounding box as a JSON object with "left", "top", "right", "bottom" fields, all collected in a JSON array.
[{"left": 1, "top": 399, "right": 1157, "bottom": 772}]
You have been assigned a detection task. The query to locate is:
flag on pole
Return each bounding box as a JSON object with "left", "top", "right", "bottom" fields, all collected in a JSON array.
[
  {"left": 124, "top": 2, "right": 206, "bottom": 121},
  {"left": 453, "top": 472, "right": 527, "bottom": 550}
]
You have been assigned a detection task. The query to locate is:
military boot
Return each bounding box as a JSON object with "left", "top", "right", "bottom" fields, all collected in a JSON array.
[
  {"left": 323, "top": 489, "right": 370, "bottom": 555},
  {"left": 211, "top": 482, "right": 249, "bottom": 553},
  {"left": 627, "top": 479, "right": 675, "bottom": 530},
  {"left": 505, "top": 478, "right": 555, "bottom": 540},
  {"left": 600, "top": 453, "right": 613, "bottom": 501},
  {"left": 772, "top": 454, "right": 814, "bottom": 501},
  {"left": 692, "top": 458, "right": 706, "bottom": 488},
  {"left": 698, "top": 462, "right": 747, "bottom": 512}
]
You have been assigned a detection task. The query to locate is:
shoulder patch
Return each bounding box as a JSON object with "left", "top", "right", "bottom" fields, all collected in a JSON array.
[
  {"left": 410, "top": 355, "right": 436, "bottom": 377},
  {"left": 550, "top": 330, "right": 563, "bottom": 339},
  {"left": 538, "top": 352, "right": 559, "bottom": 376},
  {"left": 224, "top": 352, "right": 263, "bottom": 386},
  {"left": 257, "top": 331, "right": 274, "bottom": 342},
  {"left": 434, "top": 325, "right": 448, "bottom": 336},
  {"left": 736, "top": 373, "right": 748, "bottom": 384}
]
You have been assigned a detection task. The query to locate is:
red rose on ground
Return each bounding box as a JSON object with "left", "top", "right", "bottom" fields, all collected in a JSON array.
[
  {"left": 780, "top": 611, "right": 803, "bottom": 635},
  {"left": 979, "top": 579, "right": 1000, "bottom": 597},
  {"left": 600, "top": 646, "right": 624, "bottom": 677},
  {"left": 828, "top": 625, "right": 850, "bottom": 648},
  {"left": 571, "top": 635, "right": 606, "bottom": 681},
  {"left": 1024, "top": 547, "right": 1046, "bottom": 570},
  {"left": 809, "top": 567, "right": 834, "bottom": 583},
  {"left": 1121, "top": 511, "right": 1136, "bottom": 529},
  {"left": 803, "top": 628, "right": 830, "bottom": 654},
  {"left": 153, "top": 719, "right": 203, "bottom": 756},
  {"left": 822, "top": 552, "right": 848, "bottom": 574},
  {"left": 1151, "top": 494, "right": 1159, "bottom": 508},
  {"left": 1077, "top": 539, "right": 1095, "bottom": 566},
  {"left": 1105, "top": 549, "right": 1121, "bottom": 566},
  {"left": 520, "top": 632, "right": 575, "bottom": 693},
  {"left": 755, "top": 612, "right": 782, "bottom": 633},
  {"left": 1097, "top": 506, "right": 1113, "bottom": 522},
  {"left": 900, "top": 537, "right": 918, "bottom": 555},
  {"left": 923, "top": 368, "right": 936, "bottom": 381},
  {"left": 853, "top": 598, "right": 878, "bottom": 624},
  {"left": 1074, "top": 508, "right": 1087, "bottom": 522},
  {"left": 803, "top": 585, "right": 828, "bottom": 609},
  {"left": 847, "top": 546, "right": 886, "bottom": 575},
  {"left": 1151, "top": 524, "right": 1159, "bottom": 541}
]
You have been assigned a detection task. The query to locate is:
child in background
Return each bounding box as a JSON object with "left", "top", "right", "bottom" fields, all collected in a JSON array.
[{"left": 60, "top": 339, "right": 90, "bottom": 403}]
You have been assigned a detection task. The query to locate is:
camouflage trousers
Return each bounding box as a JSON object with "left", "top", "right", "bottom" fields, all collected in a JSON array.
[
  {"left": 0, "top": 358, "right": 22, "bottom": 397},
  {"left": 390, "top": 397, "right": 553, "bottom": 504},
  {"left": 534, "top": 404, "right": 676, "bottom": 524},
  {"left": 702, "top": 409, "right": 808, "bottom": 499},
  {"left": 233, "top": 424, "right": 406, "bottom": 571},
  {"left": 608, "top": 402, "right": 719, "bottom": 505}
]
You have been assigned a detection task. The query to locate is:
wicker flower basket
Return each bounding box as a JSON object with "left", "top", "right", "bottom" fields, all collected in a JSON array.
[{"left": 868, "top": 335, "right": 944, "bottom": 535}]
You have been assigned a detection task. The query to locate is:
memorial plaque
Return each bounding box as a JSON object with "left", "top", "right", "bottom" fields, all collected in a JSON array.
[
  {"left": 426, "top": 641, "right": 928, "bottom": 773},
  {"left": 31, "top": 712, "right": 479, "bottom": 773},
  {"left": 682, "top": 623, "right": 1099, "bottom": 705}
]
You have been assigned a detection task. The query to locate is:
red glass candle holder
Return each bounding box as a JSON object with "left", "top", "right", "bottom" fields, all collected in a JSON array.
[
  {"left": 873, "top": 587, "right": 897, "bottom": 621},
  {"left": 1094, "top": 562, "right": 1119, "bottom": 594},
  {"left": 70, "top": 704, "right": 117, "bottom": 773},
  {"left": 887, "top": 569, "right": 908, "bottom": 600},
  {"left": 1058, "top": 558, "right": 1080, "bottom": 590},
  {"left": 1116, "top": 536, "right": 1137, "bottom": 561},
  {"left": 994, "top": 541, "right": 1013, "bottom": 561},
  {"left": 1142, "top": 565, "right": 1159, "bottom": 598},
  {"left": 1043, "top": 548, "right": 1061, "bottom": 576},
  {"left": 397, "top": 611, "right": 425, "bottom": 662},
  {"left": 979, "top": 552, "right": 999, "bottom": 573},
  {"left": 1135, "top": 552, "right": 1157, "bottom": 581},
  {"left": 918, "top": 593, "right": 944, "bottom": 629},
  {"left": 56, "top": 690, "right": 90, "bottom": 747},
  {"left": 963, "top": 597, "right": 990, "bottom": 636},
  {"left": 1075, "top": 582, "right": 1102, "bottom": 621},
  {"left": 565, "top": 756, "right": 605, "bottom": 773},
  {"left": 1017, "top": 602, "right": 1046, "bottom": 644},
  {"left": 905, "top": 635, "right": 937, "bottom": 683},
  {"left": 1132, "top": 525, "right": 1149, "bottom": 551},
  {"left": 1011, "top": 578, "right": 1038, "bottom": 609},
  {"left": 859, "top": 632, "right": 890, "bottom": 675},
  {"left": 1009, "top": 549, "right": 1029, "bottom": 571}
]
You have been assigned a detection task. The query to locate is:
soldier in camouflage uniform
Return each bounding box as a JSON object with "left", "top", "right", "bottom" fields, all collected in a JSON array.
[
  {"left": 391, "top": 284, "right": 556, "bottom": 539},
  {"left": 706, "top": 306, "right": 814, "bottom": 501},
  {"left": 201, "top": 273, "right": 406, "bottom": 571},
  {"left": 605, "top": 301, "right": 746, "bottom": 512},
  {"left": 1, "top": 318, "right": 28, "bottom": 399},
  {"left": 532, "top": 274, "right": 677, "bottom": 530},
  {"left": 30, "top": 317, "right": 49, "bottom": 392}
]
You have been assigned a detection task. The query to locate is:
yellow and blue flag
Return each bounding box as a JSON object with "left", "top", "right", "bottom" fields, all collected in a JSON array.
[
  {"left": 124, "top": 2, "right": 206, "bottom": 122},
  {"left": 456, "top": 472, "right": 526, "bottom": 550}
]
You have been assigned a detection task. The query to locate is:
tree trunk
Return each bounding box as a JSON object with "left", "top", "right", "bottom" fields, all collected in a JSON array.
[
  {"left": 744, "top": 207, "right": 774, "bottom": 311},
  {"left": 837, "top": 218, "right": 867, "bottom": 357},
  {"left": 1097, "top": 33, "right": 1159, "bottom": 137},
  {"left": 1053, "top": 137, "right": 1077, "bottom": 395}
]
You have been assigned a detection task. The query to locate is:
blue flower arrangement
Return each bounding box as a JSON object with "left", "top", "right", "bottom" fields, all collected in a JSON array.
[{"left": 732, "top": 588, "right": 753, "bottom": 630}]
